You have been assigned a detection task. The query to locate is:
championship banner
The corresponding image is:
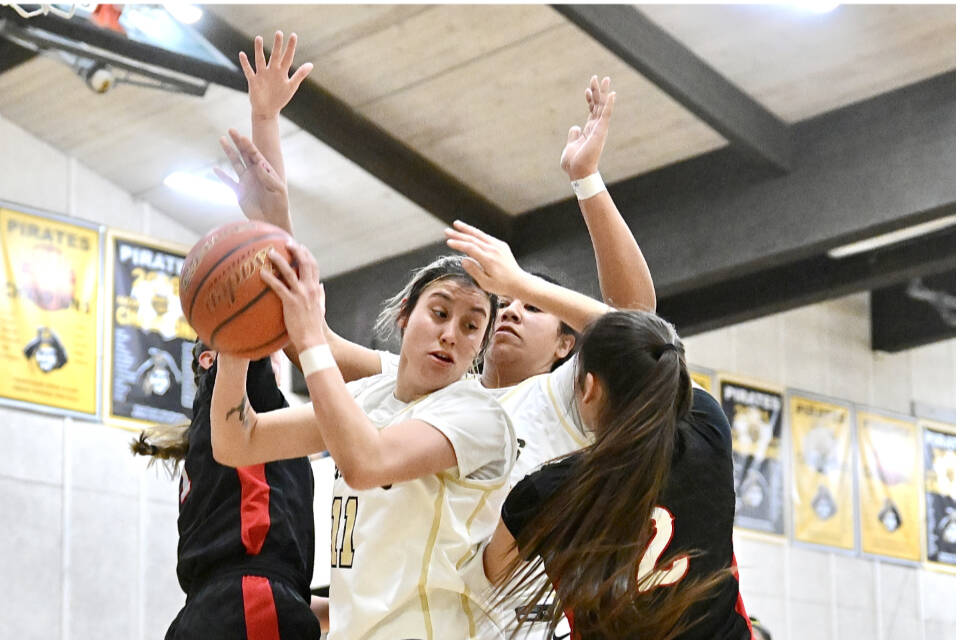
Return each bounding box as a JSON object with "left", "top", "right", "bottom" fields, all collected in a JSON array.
[
  {"left": 104, "top": 231, "right": 197, "bottom": 429},
  {"left": 856, "top": 412, "right": 922, "bottom": 562},
  {"left": 719, "top": 377, "right": 784, "bottom": 535},
  {"left": 788, "top": 395, "right": 855, "bottom": 550},
  {"left": 0, "top": 204, "right": 101, "bottom": 417},
  {"left": 689, "top": 369, "right": 713, "bottom": 395},
  {"left": 920, "top": 422, "right": 956, "bottom": 567}
]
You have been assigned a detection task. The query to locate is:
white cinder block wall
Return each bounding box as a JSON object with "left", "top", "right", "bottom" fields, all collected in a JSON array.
[
  {"left": 685, "top": 295, "right": 956, "bottom": 640},
  {"left": 0, "top": 115, "right": 197, "bottom": 640},
  {"left": 1, "top": 115, "right": 955, "bottom": 640}
]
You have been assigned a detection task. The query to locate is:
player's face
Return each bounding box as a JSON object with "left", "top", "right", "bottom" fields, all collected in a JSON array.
[
  {"left": 484, "top": 296, "right": 572, "bottom": 378},
  {"left": 397, "top": 280, "right": 490, "bottom": 396}
]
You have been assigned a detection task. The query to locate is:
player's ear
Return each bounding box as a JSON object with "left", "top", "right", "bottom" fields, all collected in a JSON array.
[{"left": 198, "top": 350, "right": 217, "bottom": 370}]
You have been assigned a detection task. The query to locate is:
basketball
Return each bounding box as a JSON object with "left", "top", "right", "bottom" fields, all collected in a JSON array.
[{"left": 179, "top": 220, "right": 295, "bottom": 360}]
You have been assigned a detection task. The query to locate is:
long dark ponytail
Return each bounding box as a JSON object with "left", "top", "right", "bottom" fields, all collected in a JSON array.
[{"left": 498, "top": 311, "right": 729, "bottom": 639}]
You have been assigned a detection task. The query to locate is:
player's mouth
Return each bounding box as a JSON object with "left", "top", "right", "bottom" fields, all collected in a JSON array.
[
  {"left": 495, "top": 325, "right": 521, "bottom": 339},
  {"left": 428, "top": 350, "right": 455, "bottom": 366}
]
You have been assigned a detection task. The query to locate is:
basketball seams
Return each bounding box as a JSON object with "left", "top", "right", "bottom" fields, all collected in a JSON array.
[{"left": 183, "top": 230, "right": 290, "bottom": 324}]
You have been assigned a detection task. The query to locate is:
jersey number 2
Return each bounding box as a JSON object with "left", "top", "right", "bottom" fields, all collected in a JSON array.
[
  {"left": 637, "top": 506, "right": 689, "bottom": 593},
  {"left": 331, "top": 497, "right": 358, "bottom": 568}
]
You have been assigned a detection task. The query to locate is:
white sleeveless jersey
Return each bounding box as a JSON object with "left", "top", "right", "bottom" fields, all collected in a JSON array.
[
  {"left": 328, "top": 372, "right": 516, "bottom": 640},
  {"left": 378, "top": 354, "right": 592, "bottom": 640}
]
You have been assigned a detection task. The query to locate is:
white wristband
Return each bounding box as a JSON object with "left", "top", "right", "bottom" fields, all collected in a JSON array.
[
  {"left": 299, "top": 344, "right": 336, "bottom": 377},
  {"left": 571, "top": 172, "right": 605, "bottom": 200}
]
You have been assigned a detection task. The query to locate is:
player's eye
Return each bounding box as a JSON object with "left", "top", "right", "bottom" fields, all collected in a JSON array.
[
  {"left": 524, "top": 304, "right": 542, "bottom": 313},
  {"left": 432, "top": 308, "right": 448, "bottom": 319}
]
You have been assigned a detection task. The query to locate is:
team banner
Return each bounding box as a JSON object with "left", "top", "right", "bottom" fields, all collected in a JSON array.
[
  {"left": 789, "top": 395, "right": 855, "bottom": 550},
  {"left": 0, "top": 205, "right": 101, "bottom": 417},
  {"left": 689, "top": 369, "right": 713, "bottom": 395},
  {"left": 856, "top": 412, "right": 922, "bottom": 562},
  {"left": 104, "top": 231, "right": 197, "bottom": 428},
  {"left": 720, "top": 377, "right": 784, "bottom": 535},
  {"left": 920, "top": 423, "right": 956, "bottom": 567}
]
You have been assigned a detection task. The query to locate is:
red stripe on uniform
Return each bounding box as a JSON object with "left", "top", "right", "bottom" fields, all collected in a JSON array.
[
  {"left": 241, "top": 575, "right": 281, "bottom": 640},
  {"left": 731, "top": 551, "right": 754, "bottom": 635},
  {"left": 237, "top": 465, "right": 271, "bottom": 555}
]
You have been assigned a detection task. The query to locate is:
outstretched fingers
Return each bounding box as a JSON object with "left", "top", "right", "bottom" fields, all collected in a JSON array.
[
  {"left": 219, "top": 134, "right": 246, "bottom": 176},
  {"left": 254, "top": 35, "right": 267, "bottom": 71},
  {"left": 279, "top": 32, "right": 298, "bottom": 71},
  {"left": 238, "top": 51, "right": 255, "bottom": 83},
  {"left": 268, "top": 31, "right": 283, "bottom": 68}
]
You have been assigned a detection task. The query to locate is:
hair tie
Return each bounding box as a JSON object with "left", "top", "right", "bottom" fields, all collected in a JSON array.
[{"left": 657, "top": 343, "right": 678, "bottom": 358}]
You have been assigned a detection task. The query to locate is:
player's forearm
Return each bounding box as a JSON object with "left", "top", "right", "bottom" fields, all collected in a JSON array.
[
  {"left": 310, "top": 596, "right": 330, "bottom": 632},
  {"left": 302, "top": 356, "right": 386, "bottom": 488},
  {"left": 324, "top": 324, "right": 383, "bottom": 382},
  {"left": 579, "top": 190, "right": 656, "bottom": 311},
  {"left": 251, "top": 113, "right": 286, "bottom": 182},
  {"left": 209, "top": 356, "right": 256, "bottom": 466},
  {"left": 513, "top": 272, "right": 612, "bottom": 333}
]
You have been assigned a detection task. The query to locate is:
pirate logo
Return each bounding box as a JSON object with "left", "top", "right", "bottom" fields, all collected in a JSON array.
[
  {"left": 878, "top": 498, "right": 903, "bottom": 533},
  {"left": 133, "top": 347, "right": 182, "bottom": 396},
  {"left": 811, "top": 485, "right": 838, "bottom": 520},
  {"left": 803, "top": 420, "right": 842, "bottom": 521},
  {"left": 23, "top": 326, "right": 68, "bottom": 373},
  {"left": 129, "top": 268, "right": 180, "bottom": 340}
]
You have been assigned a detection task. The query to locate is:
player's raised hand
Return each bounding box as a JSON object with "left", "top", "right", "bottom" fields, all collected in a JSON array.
[
  {"left": 240, "top": 31, "right": 314, "bottom": 121},
  {"left": 444, "top": 220, "right": 528, "bottom": 298},
  {"left": 560, "top": 75, "right": 616, "bottom": 180},
  {"left": 214, "top": 129, "right": 293, "bottom": 233}
]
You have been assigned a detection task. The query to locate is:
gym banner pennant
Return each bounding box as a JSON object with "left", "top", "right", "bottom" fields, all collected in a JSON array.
[
  {"left": 0, "top": 204, "right": 101, "bottom": 418},
  {"left": 857, "top": 412, "right": 922, "bottom": 562},
  {"left": 104, "top": 231, "right": 197, "bottom": 429},
  {"left": 788, "top": 395, "right": 855, "bottom": 550},
  {"left": 921, "top": 423, "right": 956, "bottom": 567},
  {"left": 719, "top": 377, "right": 785, "bottom": 535}
]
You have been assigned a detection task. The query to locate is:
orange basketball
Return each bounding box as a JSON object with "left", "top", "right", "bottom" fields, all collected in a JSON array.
[{"left": 180, "top": 221, "right": 295, "bottom": 360}]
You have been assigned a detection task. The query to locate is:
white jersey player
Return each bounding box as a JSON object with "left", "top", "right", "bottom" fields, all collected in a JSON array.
[{"left": 210, "top": 250, "right": 516, "bottom": 639}]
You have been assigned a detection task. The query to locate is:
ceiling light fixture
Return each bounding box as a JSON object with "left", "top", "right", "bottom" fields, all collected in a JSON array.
[
  {"left": 790, "top": 0, "right": 839, "bottom": 14},
  {"left": 163, "top": 171, "right": 237, "bottom": 206},
  {"left": 164, "top": 4, "right": 203, "bottom": 25},
  {"left": 826, "top": 215, "right": 956, "bottom": 259}
]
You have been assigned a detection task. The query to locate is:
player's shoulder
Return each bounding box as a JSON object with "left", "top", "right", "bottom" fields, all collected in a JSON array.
[{"left": 683, "top": 388, "right": 732, "bottom": 450}]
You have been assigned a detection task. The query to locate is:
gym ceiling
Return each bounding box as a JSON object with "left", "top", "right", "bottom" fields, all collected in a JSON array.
[{"left": 0, "top": 4, "right": 954, "bottom": 350}]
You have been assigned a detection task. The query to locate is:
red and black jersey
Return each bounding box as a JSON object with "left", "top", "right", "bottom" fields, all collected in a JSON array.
[
  {"left": 176, "top": 358, "right": 315, "bottom": 601},
  {"left": 502, "top": 388, "right": 752, "bottom": 640}
]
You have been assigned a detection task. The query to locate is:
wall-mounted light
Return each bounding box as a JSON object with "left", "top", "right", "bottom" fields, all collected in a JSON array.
[
  {"left": 827, "top": 215, "right": 956, "bottom": 259},
  {"left": 164, "top": 4, "right": 203, "bottom": 25},
  {"left": 163, "top": 170, "right": 237, "bottom": 206}
]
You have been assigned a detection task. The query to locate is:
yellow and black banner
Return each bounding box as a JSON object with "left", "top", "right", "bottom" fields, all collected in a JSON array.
[
  {"left": 857, "top": 412, "right": 922, "bottom": 562},
  {"left": 719, "top": 376, "right": 784, "bottom": 535},
  {"left": 0, "top": 204, "right": 101, "bottom": 417},
  {"left": 789, "top": 395, "right": 854, "bottom": 550},
  {"left": 689, "top": 369, "right": 713, "bottom": 396},
  {"left": 920, "top": 421, "right": 955, "bottom": 567},
  {"left": 104, "top": 231, "right": 196, "bottom": 429}
]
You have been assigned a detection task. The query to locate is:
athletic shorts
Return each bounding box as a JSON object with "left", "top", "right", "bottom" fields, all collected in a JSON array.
[{"left": 166, "top": 574, "right": 321, "bottom": 640}]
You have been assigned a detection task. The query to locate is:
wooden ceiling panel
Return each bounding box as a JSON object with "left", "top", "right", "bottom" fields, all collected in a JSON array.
[
  {"left": 306, "top": 5, "right": 566, "bottom": 106},
  {"left": 214, "top": 4, "right": 431, "bottom": 62},
  {"left": 358, "top": 22, "right": 725, "bottom": 214},
  {"left": 639, "top": 4, "right": 955, "bottom": 123}
]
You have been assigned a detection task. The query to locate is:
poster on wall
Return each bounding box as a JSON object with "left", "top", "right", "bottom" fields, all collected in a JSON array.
[
  {"left": 788, "top": 394, "right": 855, "bottom": 550},
  {"left": 0, "top": 203, "right": 101, "bottom": 418},
  {"left": 920, "top": 422, "right": 956, "bottom": 567},
  {"left": 689, "top": 368, "right": 713, "bottom": 396},
  {"left": 856, "top": 411, "right": 922, "bottom": 562},
  {"left": 719, "top": 376, "right": 784, "bottom": 535},
  {"left": 104, "top": 231, "right": 197, "bottom": 429}
]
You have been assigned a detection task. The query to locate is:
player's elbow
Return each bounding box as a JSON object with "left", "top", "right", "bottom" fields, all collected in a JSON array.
[
  {"left": 339, "top": 463, "right": 381, "bottom": 491},
  {"left": 210, "top": 437, "right": 241, "bottom": 467}
]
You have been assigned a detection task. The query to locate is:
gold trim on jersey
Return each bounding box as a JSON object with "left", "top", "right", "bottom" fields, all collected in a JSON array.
[
  {"left": 545, "top": 375, "right": 590, "bottom": 448},
  {"left": 440, "top": 470, "right": 509, "bottom": 491},
  {"left": 418, "top": 478, "right": 447, "bottom": 640}
]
